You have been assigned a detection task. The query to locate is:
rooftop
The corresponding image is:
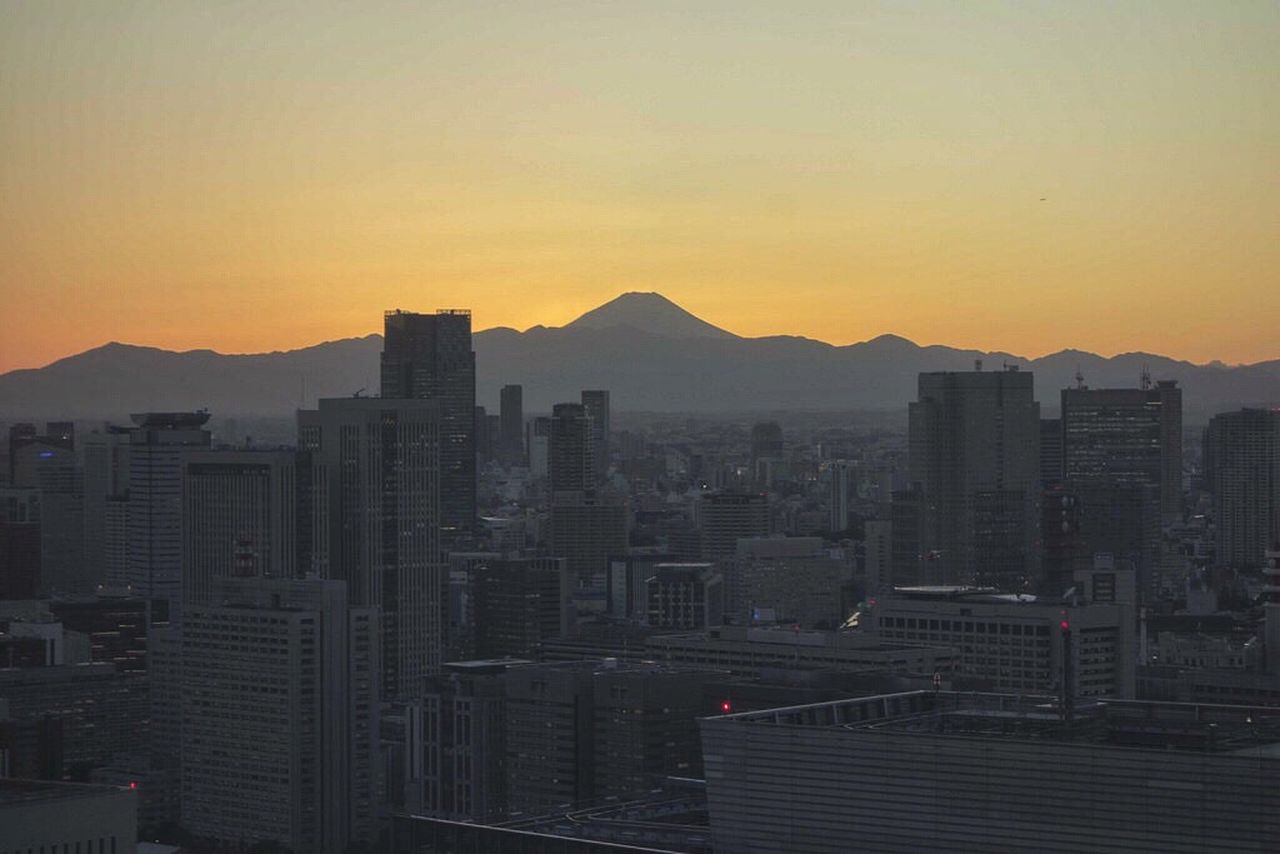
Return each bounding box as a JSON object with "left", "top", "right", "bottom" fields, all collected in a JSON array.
[
  {"left": 718, "top": 690, "right": 1280, "bottom": 755},
  {"left": 0, "top": 778, "right": 131, "bottom": 807}
]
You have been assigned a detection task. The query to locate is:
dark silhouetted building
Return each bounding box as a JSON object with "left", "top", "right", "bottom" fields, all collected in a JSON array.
[
  {"left": 550, "top": 403, "right": 594, "bottom": 492},
  {"left": 646, "top": 563, "right": 724, "bottom": 630},
  {"left": 181, "top": 449, "right": 310, "bottom": 605},
  {"left": 581, "top": 390, "right": 611, "bottom": 482},
  {"left": 1062, "top": 381, "right": 1182, "bottom": 522},
  {"left": 124, "top": 412, "right": 213, "bottom": 608},
  {"left": 701, "top": 691, "right": 1280, "bottom": 853},
  {"left": 381, "top": 309, "right": 476, "bottom": 538},
  {"left": 500, "top": 384, "right": 524, "bottom": 465},
  {"left": 1204, "top": 408, "right": 1280, "bottom": 570},
  {"left": 299, "top": 397, "right": 443, "bottom": 695},
  {"left": 549, "top": 491, "right": 629, "bottom": 582},
  {"left": 471, "top": 557, "right": 568, "bottom": 659},
  {"left": 0, "top": 489, "right": 41, "bottom": 600},
  {"left": 699, "top": 492, "right": 770, "bottom": 562},
  {"left": 908, "top": 369, "right": 1041, "bottom": 590},
  {"left": 181, "top": 577, "right": 378, "bottom": 853}
]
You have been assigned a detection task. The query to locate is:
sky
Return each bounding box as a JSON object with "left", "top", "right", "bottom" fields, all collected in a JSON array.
[{"left": 2, "top": 1, "right": 1278, "bottom": 373}]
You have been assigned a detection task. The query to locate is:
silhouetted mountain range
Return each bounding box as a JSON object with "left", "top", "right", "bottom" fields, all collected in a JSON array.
[{"left": 2, "top": 293, "right": 1276, "bottom": 421}]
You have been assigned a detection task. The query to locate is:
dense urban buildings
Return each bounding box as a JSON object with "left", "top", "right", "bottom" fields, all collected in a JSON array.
[{"left": 6, "top": 302, "right": 1280, "bottom": 854}]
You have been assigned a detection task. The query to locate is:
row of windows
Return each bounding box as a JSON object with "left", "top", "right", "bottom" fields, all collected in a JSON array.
[{"left": 880, "top": 616, "right": 1051, "bottom": 636}]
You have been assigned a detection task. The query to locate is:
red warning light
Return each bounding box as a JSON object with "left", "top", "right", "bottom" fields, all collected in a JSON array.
[
  {"left": 1059, "top": 620, "right": 1070, "bottom": 631},
  {"left": 720, "top": 701, "right": 733, "bottom": 714},
  {"left": 128, "top": 781, "right": 138, "bottom": 790}
]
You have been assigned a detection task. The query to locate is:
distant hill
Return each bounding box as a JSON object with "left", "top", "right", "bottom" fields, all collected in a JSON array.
[{"left": 1, "top": 293, "right": 1276, "bottom": 421}]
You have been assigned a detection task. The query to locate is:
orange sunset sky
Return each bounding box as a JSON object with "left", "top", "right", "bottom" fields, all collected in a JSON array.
[{"left": 2, "top": 1, "right": 1278, "bottom": 374}]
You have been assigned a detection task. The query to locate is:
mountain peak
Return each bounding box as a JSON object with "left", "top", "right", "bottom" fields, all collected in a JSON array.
[{"left": 564, "top": 292, "right": 738, "bottom": 340}]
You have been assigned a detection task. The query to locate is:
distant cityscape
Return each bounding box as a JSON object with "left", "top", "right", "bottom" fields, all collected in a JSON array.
[{"left": 2, "top": 299, "right": 1279, "bottom": 852}]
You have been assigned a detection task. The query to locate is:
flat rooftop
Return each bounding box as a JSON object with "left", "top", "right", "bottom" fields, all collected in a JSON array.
[
  {"left": 0, "top": 778, "right": 130, "bottom": 806},
  {"left": 719, "top": 690, "right": 1280, "bottom": 755}
]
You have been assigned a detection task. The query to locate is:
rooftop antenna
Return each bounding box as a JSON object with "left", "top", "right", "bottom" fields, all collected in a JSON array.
[
  {"left": 1074, "top": 366, "right": 1085, "bottom": 389},
  {"left": 974, "top": 359, "right": 983, "bottom": 372},
  {"left": 352, "top": 387, "right": 366, "bottom": 399},
  {"left": 1140, "top": 365, "right": 1152, "bottom": 391}
]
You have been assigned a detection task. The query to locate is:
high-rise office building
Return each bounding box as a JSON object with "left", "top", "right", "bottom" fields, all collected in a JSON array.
[
  {"left": 181, "top": 449, "right": 310, "bottom": 605},
  {"left": 12, "top": 439, "right": 85, "bottom": 594},
  {"left": 0, "top": 488, "right": 41, "bottom": 599},
  {"left": 830, "top": 461, "right": 853, "bottom": 531},
  {"left": 908, "top": 369, "right": 1041, "bottom": 590},
  {"left": 1061, "top": 382, "right": 1182, "bottom": 598},
  {"left": 1204, "top": 408, "right": 1280, "bottom": 569},
  {"left": 548, "top": 490, "right": 629, "bottom": 581},
  {"left": 646, "top": 563, "right": 724, "bottom": 629},
  {"left": 499, "top": 384, "right": 524, "bottom": 465},
  {"left": 180, "top": 577, "right": 378, "bottom": 853},
  {"left": 80, "top": 426, "right": 130, "bottom": 589},
  {"left": 867, "top": 583, "right": 1135, "bottom": 697},
  {"left": 549, "top": 403, "right": 594, "bottom": 492},
  {"left": 504, "top": 660, "right": 723, "bottom": 814},
  {"left": 526, "top": 416, "right": 552, "bottom": 479},
  {"left": 698, "top": 492, "right": 770, "bottom": 562},
  {"left": 473, "top": 405, "right": 493, "bottom": 464},
  {"left": 381, "top": 309, "right": 476, "bottom": 538},
  {"left": 1040, "top": 417, "right": 1064, "bottom": 488},
  {"left": 299, "top": 397, "right": 443, "bottom": 696},
  {"left": 1062, "top": 381, "right": 1183, "bottom": 521},
  {"left": 125, "top": 412, "right": 213, "bottom": 610},
  {"left": 470, "top": 556, "right": 569, "bottom": 659},
  {"left": 581, "top": 390, "right": 611, "bottom": 483},
  {"left": 419, "top": 660, "right": 517, "bottom": 822}
]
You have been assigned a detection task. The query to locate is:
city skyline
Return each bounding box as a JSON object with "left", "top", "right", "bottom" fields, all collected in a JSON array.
[{"left": 4, "top": 2, "right": 1279, "bottom": 373}]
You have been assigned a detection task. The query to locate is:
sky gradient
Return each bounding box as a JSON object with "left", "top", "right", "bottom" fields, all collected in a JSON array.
[{"left": 2, "top": 1, "right": 1278, "bottom": 373}]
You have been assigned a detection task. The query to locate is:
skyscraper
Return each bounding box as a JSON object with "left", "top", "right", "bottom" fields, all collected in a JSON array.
[
  {"left": 1204, "top": 409, "right": 1280, "bottom": 569},
  {"left": 581, "top": 389, "right": 611, "bottom": 482},
  {"left": 12, "top": 439, "right": 84, "bottom": 594},
  {"left": 1061, "top": 381, "right": 1183, "bottom": 522},
  {"left": 299, "top": 397, "right": 443, "bottom": 696},
  {"left": 549, "top": 402, "right": 594, "bottom": 493},
  {"left": 548, "top": 490, "right": 629, "bottom": 581},
  {"left": 699, "top": 492, "right": 770, "bottom": 562},
  {"left": 125, "top": 412, "right": 213, "bottom": 611},
  {"left": 181, "top": 449, "right": 310, "bottom": 606},
  {"left": 381, "top": 309, "right": 476, "bottom": 538},
  {"left": 181, "top": 576, "right": 378, "bottom": 852},
  {"left": 908, "top": 369, "right": 1041, "bottom": 589},
  {"left": 1061, "top": 382, "right": 1182, "bottom": 597},
  {"left": 500, "top": 384, "right": 524, "bottom": 465},
  {"left": 80, "top": 425, "right": 130, "bottom": 590}
]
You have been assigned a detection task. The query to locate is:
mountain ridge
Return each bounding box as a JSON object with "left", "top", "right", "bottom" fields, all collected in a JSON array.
[{"left": 1, "top": 294, "right": 1276, "bottom": 420}]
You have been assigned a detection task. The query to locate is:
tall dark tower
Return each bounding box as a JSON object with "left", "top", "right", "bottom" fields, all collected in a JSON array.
[
  {"left": 500, "top": 384, "right": 524, "bottom": 465},
  {"left": 581, "top": 389, "right": 610, "bottom": 482},
  {"left": 381, "top": 309, "right": 476, "bottom": 538},
  {"left": 549, "top": 403, "right": 594, "bottom": 493},
  {"left": 908, "top": 368, "right": 1041, "bottom": 590}
]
